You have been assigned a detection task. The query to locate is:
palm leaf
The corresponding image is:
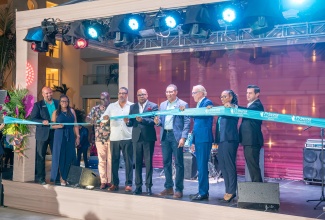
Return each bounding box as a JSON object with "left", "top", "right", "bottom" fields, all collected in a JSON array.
[{"left": 0, "top": 2, "right": 15, "bottom": 88}]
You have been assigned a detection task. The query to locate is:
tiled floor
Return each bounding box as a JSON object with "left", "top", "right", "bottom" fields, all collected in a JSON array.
[{"left": 2, "top": 164, "right": 325, "bottom": 219}]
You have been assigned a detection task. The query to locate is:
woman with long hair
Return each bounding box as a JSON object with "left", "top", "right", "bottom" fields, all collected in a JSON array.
[
  {"left": 50, "top": 95, "right": 80, "bottom": 185},
  {"left": 215, "top": 89, "right": 239, "bottom": 202}
]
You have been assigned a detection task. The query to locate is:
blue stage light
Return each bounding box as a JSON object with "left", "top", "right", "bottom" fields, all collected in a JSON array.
[
  {"left": 165, "top": 16, "right": 177, "bottom": 28},
  {"left": 87, "top": 27, "right": 98, "bottom": 39},
  {"left": 290, "top": 0, "right": 305, "bottom": 4},
  {"left": 128, "top": 18, "right": 139, "bottom": 31},
  {"left": 222, "top": 8, "right": 236, "bottom": 23}
]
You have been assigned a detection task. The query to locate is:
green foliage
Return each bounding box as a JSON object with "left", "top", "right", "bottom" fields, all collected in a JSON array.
[{"left": 0, "top": 2, "right": 16, "bottom": 88}]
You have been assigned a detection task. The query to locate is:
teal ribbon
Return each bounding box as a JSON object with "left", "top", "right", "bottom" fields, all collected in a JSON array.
[
  {"left": 109, "top": 106, "right": 325, "bottom": 128},
  {"left": 4, "top": 106, "right": 325, "bottom": 128},
  {"left": 4, "top": 116, "right": 90, "bottom": 126}
]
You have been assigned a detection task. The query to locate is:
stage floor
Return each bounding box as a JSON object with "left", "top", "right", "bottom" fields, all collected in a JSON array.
[{"left": 2, "top": 163, "right": 325, "bottom": 219}]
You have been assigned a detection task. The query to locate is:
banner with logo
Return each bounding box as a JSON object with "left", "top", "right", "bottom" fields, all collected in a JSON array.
[{"left": 4, "top": 106, "right": 324, "bottom": 128}]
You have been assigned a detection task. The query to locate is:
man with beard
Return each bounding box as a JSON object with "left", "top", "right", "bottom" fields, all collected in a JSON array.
[
  {"left": 102, "top": 87, "right": 133, "bottom": 192},
  {"left": 86, "top": 92, "right": 111, "bottom": 189},
  {"left": 31, "top": 87, "right": 59, "bottom": 185}
]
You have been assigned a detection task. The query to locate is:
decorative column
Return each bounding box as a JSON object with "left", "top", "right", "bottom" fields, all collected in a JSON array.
[
  {"left": 119, "top": 52, "right": 135, "bottom": 102},
  {"left": 12, "top": 29, "right": 38, "bottom": 182}
]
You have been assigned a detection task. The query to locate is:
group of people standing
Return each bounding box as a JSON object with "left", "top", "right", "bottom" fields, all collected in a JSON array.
[
  {"left": 31, "top": 87, "right": 88, "bottom": 186},
  {"left": 31, "top": 83, "right": 264, "bottom": 203}
]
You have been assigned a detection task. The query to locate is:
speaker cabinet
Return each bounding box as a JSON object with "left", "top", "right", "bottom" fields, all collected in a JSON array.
[
  {"left": 238, "top": 182, "right": 280, "bottom": 210},
  {"left": 184, "top": 152, "right": 197, "bottom": 179},
  {"left": 67, "top": 165, "right": 100, "bottom": 187},
  {"left": 303, "top": 148, "right": 325, "bottom": 183}
]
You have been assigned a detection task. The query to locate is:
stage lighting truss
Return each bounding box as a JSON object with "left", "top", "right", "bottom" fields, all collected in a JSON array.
[
  {"left": 130, "top": 20, "right": 325, "bottom": 52},
  {"left": 154, "top": 10, "right": 183, "bottom": 37}
]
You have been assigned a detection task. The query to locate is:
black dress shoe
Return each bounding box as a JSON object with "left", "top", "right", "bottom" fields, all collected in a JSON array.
[
  {"left": 189, "top": 193, "right": 199, "bottom": 199},
  {"left": 191, "top": 194, "right": 209, "bottom": 201},
  {"left": 132, "top": 188, "right": 142, "bottom": 195},
  {"left": 38, "top": 179, "right": 46, "bottom": 185},
  {"left": 221, "top": 194, "right": 236, "bottom": 203},
  {"left": 146, "top": 187, "right": 152, "bottom": 196}
]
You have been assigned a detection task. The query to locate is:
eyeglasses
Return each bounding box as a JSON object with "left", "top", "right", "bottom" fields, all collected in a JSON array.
[
  {"left": 192, "top": 91, "right": 201, "bottom": 95},
  {"left": 118, "top": 92, "right": 128, "bottom": 95},
  {"left": 60, "top": 100, "right": 68, "bottom": 103},
  {"left": 165, "top": 90, "right": 175, "bottom": 94},
  {"left": 100, "top": 98, "right": 106, "bottom": 101},
  {"left": 220, "top": 95, "right": 229, "bottom": 99},
  {"left": 137, "top": 93, "right": 147, "bottom": 97}
]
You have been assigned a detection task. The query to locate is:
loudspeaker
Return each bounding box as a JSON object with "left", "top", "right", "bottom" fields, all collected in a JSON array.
[
  {"left": 67, "top": 165, "right": 100, "bottom": 187},
  {"left": 238, "top": 182, "right": 280, "bottom": 210},
  {"left": 303, "top": 148, "right": 325, "bottom": 182},
  {"left": 184, "top": 152, "right": 197, "bottom": 179},
  {"left": 245, "top": 148, "right": 265, "bottom": 182}
]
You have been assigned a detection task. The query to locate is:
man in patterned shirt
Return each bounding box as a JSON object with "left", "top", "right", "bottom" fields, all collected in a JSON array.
[{"left": 86, "top": 92, "right": 111, "bottom": 189}]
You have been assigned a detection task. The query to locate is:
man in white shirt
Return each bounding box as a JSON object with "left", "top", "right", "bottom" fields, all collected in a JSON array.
[{"left": 102, "top": 87, "right": 134, "bottom": 192}]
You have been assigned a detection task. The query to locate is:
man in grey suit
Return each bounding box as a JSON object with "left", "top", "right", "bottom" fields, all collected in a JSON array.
[{"left": 154, "top": 84, "right": 190, "bottom": 199}]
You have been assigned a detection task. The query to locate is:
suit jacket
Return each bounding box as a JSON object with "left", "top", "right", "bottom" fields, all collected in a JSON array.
[
  {"left": 30, "top": 99, "right": 59, "bottom": 141},
  {"left": 127, "top": 101, "right": 158, "bottom": 142},
  {"left": 239, "top": 99, "right": 264, "bottom": 147},
  {"left": 157, "top": 98, "right": 190, "bottom": 142},
  {"left": 192, "top": 97, "right": 214, "bottom": 144},
  {"left": 215, "top": 115, "right": 239, "bottom": 144}
]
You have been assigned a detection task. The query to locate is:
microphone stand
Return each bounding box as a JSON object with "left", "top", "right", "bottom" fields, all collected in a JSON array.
[{"left": 307, "top": 127, "right": 325, "bottom": 209}]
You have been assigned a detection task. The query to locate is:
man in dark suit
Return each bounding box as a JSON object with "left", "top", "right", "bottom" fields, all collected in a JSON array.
[
  {"left": 190, "top": 85, "right": 213, "bottom": 201},
  {"left": 239, "top": 85, "right": 264, "bottom": 182},
  {"left": 154, "top": 84, "right": 190, "bottom": 199},
  {"left": 30, "top": 87, "right": 59, "bottom": 185},
  {"left": 124, "top": 89, "right": 158, "bottom": 195}
]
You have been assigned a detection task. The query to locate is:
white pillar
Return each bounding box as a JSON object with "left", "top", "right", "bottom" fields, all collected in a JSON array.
[
  {"left": 12, "top": 29, "right": 38, "bottom": 182},
  {"left": 119, "top": 52, "right": 134, "bottom": 102}
]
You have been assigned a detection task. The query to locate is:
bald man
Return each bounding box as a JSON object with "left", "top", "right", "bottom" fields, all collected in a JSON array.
[
  {"left": 30, "top": 87, "right": 59, "bottom": 185},
  {"left": 124, "top": 89, "right": 158, "bottom": 195}
]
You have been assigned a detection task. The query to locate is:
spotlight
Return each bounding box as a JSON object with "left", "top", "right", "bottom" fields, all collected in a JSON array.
[
  {"left": 85, "top": 22, "right": 105, "bottom": 40},
  {"left": 73, "top": 38, "right": 88, "bottom": 49},
  {"left": 24, "top": 27, "right": 44, "bottom": 42},
  {"left": 222, "top": 8, "right": 236, "bottom": 23},
  {"left": 109, "top": 14, "right": 144, "bottom": 47},
  {"left": 182, "top": 5, "right": 220, "bottom": 39},
  {"left": 31, "top": 41, "right": 49, "bottom": 52},
  {"left": 128, "top": 18, "right": 139, "bottom": 31},
  {"left": 242, "top": 0, "right": 283, "bottom": 35},
  {"left": 154, "top": 10, "right": 182, "bottom": 34}
]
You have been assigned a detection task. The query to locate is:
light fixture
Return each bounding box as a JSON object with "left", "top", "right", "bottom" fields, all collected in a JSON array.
[
  {"left": 222, "top": 8, "right": 236, "bottom": 23},
  {"left": 109, "top": 14, "right": 144, "bottom": 47},
  {"left": 154, "top": 10, "right": 182, "bottom": 35},
  {"left": 41, "top": 18, "right": 58, "bottom": 45},
  {"left": 31, "top": 41, "right": 48, "bottom": 52},
  {"left": 242, "top": 0, "right": 283, "bottom": 35},
  {"left": 181, "top": 4, "right": 220, "bottom": 39},
  {"left": 73, "top": 38, "right": 88, "bottom": 49}
]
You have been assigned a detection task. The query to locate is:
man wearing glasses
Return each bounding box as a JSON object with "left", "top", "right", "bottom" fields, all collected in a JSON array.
[
  {"left": 124, "top": 89, "right": 158, "bottom": 196},
  {"left": 189, "top": 85, "right": 213, "bottom": 201},
  {"left": 86, "top": 92, "right": 111, "bottom": 189},
  {"left": 102, "top": 87, "right": 134, "bottom": 192},
  {"left": 154, "top": 84, "right": 190, "bottom": 199}
]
